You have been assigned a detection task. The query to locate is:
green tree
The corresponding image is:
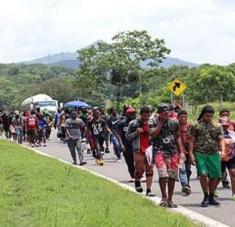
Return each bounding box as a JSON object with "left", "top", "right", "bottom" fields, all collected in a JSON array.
[{"left": 75, "top": 30, "right": 170, "bottom": 109}]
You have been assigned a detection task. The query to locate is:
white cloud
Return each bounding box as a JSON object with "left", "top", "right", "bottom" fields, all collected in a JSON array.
[{"left": 0, "top": 0, "right": 235, "bottom": 64}]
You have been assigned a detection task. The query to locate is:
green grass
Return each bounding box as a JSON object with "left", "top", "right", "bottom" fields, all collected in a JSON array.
[{"left": 0, "top": 140, "right": 197, "bottom": 227}]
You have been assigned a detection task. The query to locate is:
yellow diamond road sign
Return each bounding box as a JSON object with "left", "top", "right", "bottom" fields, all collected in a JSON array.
[{"left": 167, "top": 79, "right": 187, "bottom": 96}]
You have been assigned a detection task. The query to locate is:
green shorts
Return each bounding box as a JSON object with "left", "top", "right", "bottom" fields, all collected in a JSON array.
[{"left": 194, "top": 152, "right": 221, "bottom": 179}]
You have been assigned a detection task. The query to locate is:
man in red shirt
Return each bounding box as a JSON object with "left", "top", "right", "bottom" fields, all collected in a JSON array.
[{"left": 125, "top": 106, "right": 154, "bottom": 196}]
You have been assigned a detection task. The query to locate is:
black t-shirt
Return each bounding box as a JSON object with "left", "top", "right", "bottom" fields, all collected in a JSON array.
[
  {"left": 118, "top": 118, "right": 132, "bottom": 148},
  {"left": 107, "top": 115, "right": 120, "bottom": 133},
  {"left": 87, "top": 118, "right": 106, "bottom": 137},
  {"left": 151, "top": 118, "right": 179, "bottom": 155}
]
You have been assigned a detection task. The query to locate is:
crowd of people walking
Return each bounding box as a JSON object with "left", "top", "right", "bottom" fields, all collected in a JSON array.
[{"left": 1, "top": 103, "right": 235, "bottom": 208}]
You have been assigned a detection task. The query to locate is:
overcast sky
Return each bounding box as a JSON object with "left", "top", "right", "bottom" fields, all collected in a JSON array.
[{"left": 0, "top": 0, "right": 235, "bottom": 64}]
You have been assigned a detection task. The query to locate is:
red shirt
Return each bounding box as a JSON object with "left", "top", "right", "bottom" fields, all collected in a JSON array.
[
  {"left": 179, "top": 123, "right": 190, "bottom": 144},
  {"left": 179, "top": 122, "right": 190, "bottom": 152},
  {"left": 140, "top": 122, "right": 149, "bottom": 153}
]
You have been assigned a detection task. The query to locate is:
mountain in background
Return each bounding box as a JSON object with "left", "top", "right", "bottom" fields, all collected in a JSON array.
[
  {"left": 20, "top": 41, "right": 198, "bottom": 69},
  {"left": 22, "top": 53, "right": 198, "bottom": 69}
]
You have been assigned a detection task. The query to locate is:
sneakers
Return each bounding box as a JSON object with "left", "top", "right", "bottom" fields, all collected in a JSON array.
[
  {"left": 105, "top": 148, "right": 110, "bottom": 153},
  {"left": 201, "top": 197, "right": 209, "bottom": 207},
  {"left": 135, "top": 180, "right": 143, "bottom": 193},
  {"left": 146, "top": 189, "right": 155, "bottom": 197},
  {"left": 72, "top": 161, "right": 77, "bottom": 165},
  {"left": 181, "top": 185, "right": 191, "bottom": 196},
  {"left": 209, "top": 196, "right": 220, "bottom": 206},
  {"left": 92, "top": 150, "right": 97, "bottom": 158},
  {"left": 116, "top": 158, "right": 121, "bottom": 162},
  {"left": 79, "top": 161, "right": 87, "bottom": 166},
  {"left": 201, "top": 193, "right": 220, "bottom": 207},
  {"left": 222, "top": 181, "right": 230, "bottom": 189},
  {"left": 96, "top": 159, "right": 104, "bottom": 166},
  {"left": 99, "top": 159, "right": 104, "bottom": 166}
]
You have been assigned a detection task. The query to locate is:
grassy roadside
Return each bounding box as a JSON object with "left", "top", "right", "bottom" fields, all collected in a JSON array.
[{"left": 0, "top": 140, "right": 198, "bottom": 227}]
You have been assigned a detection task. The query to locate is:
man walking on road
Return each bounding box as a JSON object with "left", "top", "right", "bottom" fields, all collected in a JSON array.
[
  {"left": 65, "top": 110, "right": 87, "bottom": 166},
  {"left": 87, "top": 108, "right": 109, "bottom": 165},
  {"left": 118, "top": 106, "right": 136, "bottom": 181},
  {"left": 189, "top": 105, "right": 226, "bottom": 207},
  {"left": 150, "top": 103, "right": 184, "bottom": 208},
  {"left": 177, "top": 110, "right": 192, "bottom": 196},
  {"left": 107, "top": 108, "right": 122, "bottom": 161},
  {"left": 125, "top": 106, "right": 154, "bottom": 196}
]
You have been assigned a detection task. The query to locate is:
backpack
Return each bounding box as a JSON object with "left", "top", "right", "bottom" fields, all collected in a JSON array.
[{"left": 28, "top": 117, "right": 36, "bottom": 129}]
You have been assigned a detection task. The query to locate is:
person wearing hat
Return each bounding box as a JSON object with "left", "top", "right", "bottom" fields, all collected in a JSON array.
[
  {"left": 219, "top": 116, "right": 235, "bottom": 198},
  {"left": 150, "top": 103, "right": 184, "bottom": 208},
  {"left": 118, "top": 106, "right": 137, "bottom": 181},
  {"left": 189, "top": 105, "right": 226, "bottom": 207}
]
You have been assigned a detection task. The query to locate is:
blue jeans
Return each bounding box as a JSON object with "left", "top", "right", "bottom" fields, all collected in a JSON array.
[
  {"left": 110, "top": 134, "right": 121, "bottom": 159},
  {"left": 16, "top": 128, "right": 23, "bottom": 144},
  {"left": 179, "top": 157, "right": 191, "bottom": 187}
]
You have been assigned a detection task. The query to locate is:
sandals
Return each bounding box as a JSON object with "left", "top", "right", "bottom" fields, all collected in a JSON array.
[
  {"left": 159, "top": 199, "right": 178, "bottom": 208},
  {"left": 167, "top": 201, "right": 178, "bottom": 208},
  {"left": 159, "top": 199, "right": 168, "bottom": 207}
]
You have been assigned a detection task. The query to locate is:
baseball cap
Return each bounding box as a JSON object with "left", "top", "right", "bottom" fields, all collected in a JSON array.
[
  {"left": 126, "top": 106, "right": 136, "bottom": 114},
  {"left": 157, "top": 103, "right": 169, "bottom": 113}
]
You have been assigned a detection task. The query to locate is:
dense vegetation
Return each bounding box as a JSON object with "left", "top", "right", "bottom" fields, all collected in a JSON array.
[
  {"left": 1, "top": 30, "right": 235, "bottom": 110},
  {"left": 0, "top": 63, "right": 77, "bottom": 108}
]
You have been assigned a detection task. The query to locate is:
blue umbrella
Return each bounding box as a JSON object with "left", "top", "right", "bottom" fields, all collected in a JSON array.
[{"left": 64, "top": 100, "right": 90, "bottom": 108}]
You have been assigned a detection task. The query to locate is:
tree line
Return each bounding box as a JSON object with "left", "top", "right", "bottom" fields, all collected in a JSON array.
[{"left": 1, "top": 30, "right": 235, "bottom": 110}]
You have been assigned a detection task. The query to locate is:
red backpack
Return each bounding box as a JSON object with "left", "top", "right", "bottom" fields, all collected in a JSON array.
[{"left": 27, "top": 116, "right": 36, "bottom": 129}]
